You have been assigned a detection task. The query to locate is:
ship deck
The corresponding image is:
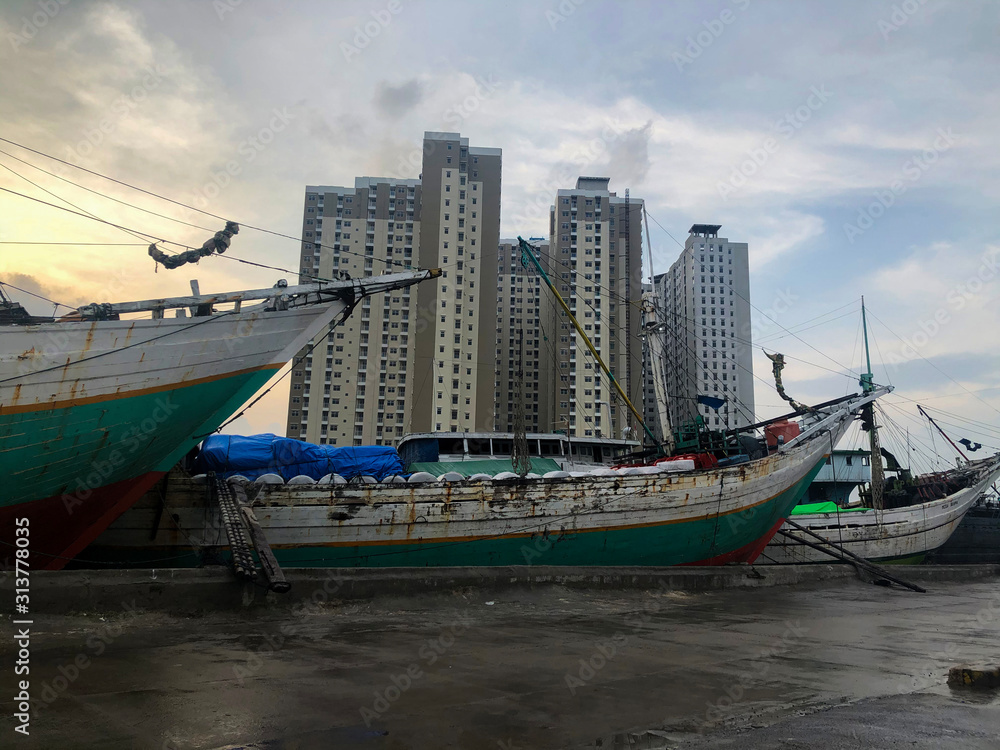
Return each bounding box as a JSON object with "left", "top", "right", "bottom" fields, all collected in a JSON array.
[{"left": 2, "top": 567, "right": 998, "bottom": 748}]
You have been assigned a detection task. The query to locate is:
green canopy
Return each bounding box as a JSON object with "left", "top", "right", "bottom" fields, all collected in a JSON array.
[
  {"left": 791, "top": 501, "right": 871, "bottom": 516},
  {"left": 408, "top": 457, "right": 562, "bottom": 477}
]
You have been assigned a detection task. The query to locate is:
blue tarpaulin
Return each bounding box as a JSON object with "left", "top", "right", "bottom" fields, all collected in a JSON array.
[{"left": 194, "top": 434, "right": 405, "bottom": 481}]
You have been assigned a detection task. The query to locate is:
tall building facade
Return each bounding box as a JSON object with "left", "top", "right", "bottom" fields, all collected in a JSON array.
[
  {"left": 547, "top": 177, "right": 644, "bottom": 440},
  {"left": 494, "top": 239, "right": 555, "bottom": 433},
  {"left": 410, "top": 132, "right": 502, "bottom": 434},
  {"left": 287, "top": 177, "right": 421, "bottom": 446},
  {"left": 286, "top": 132, "right": 501, "bottom": 445},
  {"left": 659, "top": 224, "right": 754, "bottom": 431}
]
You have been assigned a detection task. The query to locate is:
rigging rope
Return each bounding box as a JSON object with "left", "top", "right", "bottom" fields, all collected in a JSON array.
[
  {"left": 148, "top": 222, "right": 239, "bottom": 270},
  {"left": 764, "top": 351, "right": 813, "bottom": 413}
]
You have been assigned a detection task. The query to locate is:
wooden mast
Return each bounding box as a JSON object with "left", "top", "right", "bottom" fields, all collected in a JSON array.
[{"left": 861, "top": 296, "right": 885, "bottom": 510}]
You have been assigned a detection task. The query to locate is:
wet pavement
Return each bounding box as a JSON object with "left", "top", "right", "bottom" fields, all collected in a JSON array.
[{"left": 2, "top": 576, "right": 999, "bottom": 749}]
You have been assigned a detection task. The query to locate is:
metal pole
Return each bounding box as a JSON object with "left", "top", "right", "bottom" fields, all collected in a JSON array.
[
  {"left": 520, "top": 237, "right": 661, "bottom": 453},
  {"left": 918, "top": 404, "right": 969, "bottom": 462}
]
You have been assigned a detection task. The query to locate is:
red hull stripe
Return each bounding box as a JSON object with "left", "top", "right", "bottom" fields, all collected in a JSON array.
[
  {"left": 683, "top": 517, "right": 787, "bottom": 566},
  {"left": 0, "top": 472, "right": 165, "bottom": 570}
]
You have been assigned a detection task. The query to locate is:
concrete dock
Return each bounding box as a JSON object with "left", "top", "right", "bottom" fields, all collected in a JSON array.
[{"left": 2, "top": 566, "right": 999, "bottom": 748}]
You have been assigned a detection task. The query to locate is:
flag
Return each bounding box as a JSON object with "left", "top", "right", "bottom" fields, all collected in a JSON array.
[{"left": 697, "top": 395, "right": 726, "bottom": 411}]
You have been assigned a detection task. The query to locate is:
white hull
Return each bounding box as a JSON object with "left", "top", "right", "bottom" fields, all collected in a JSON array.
[
  {"left": 762, "top": 457, "right": 1000, "bottom": 564},
  {"left": 2, "top": 272, "right": 436, "bottom": 411}
]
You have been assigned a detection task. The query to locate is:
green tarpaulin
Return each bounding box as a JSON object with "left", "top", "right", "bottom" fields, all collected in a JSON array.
[
  {"left": 791, "top": 501, "right": 872, "bottom": 515},
  {"left": 408, "top": 458, "right": 563, "bottom": 477}
]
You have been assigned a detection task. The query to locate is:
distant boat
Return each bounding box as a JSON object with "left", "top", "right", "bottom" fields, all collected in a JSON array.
[
  {"left": 0, "top": 270, "right": 438, "bottom": 570},
  {"left": 760, "top": 297, "right": 1000, "bottom": 565},
  {"left": 927, "top": 495, "right": 1000, "bottom": 564},
  {"left": 83, "top": 391, "right": 886, "bottom": 568},
  {"left": 761, "top": 455, "right": 1000, "bottom": 565}
]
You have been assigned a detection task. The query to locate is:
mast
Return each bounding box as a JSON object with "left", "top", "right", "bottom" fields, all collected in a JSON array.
[
  {"left": 624, "top": 189, "right": 634, "bottom": 439},
  {"left": 511, "top": 258, "right": 531, "bottom": 476},
  {"left": 518, "top": 237, "right": 662, "bottom": 454},
  {"left": 860, "top": 296, "right": 884, "bottom": 510},
  {"left": 641, "top": 207, "right": 675, "bottom": 454}
]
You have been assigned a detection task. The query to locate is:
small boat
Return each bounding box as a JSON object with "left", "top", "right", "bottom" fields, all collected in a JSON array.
[
  {"left": 927, "top": 495, "right": 1000, "bottom": 564},
  {"left": 0, "top": 269, "right": 438, "bottom": 569},
  {"left": 760, "top": 299, "right": 1000, "bottom": 565},
  {"left": 761, "top": 455, "right": 1000, "bottom": 564}
]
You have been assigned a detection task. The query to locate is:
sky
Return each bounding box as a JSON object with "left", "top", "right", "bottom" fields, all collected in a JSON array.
[{"left": 1, "top": 0, "right": 998, "bottom": 471}]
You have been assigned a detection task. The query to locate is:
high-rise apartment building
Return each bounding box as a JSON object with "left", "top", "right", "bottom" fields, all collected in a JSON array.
[
  {"left": 287, "top": 177, "right": 421, "bottom": 446},
  {"left": 494, "top": 239, "right": 554, "bottom": 433},
  {"left": 286, "top": 132, "right": 501, "bottom": 445},
  {"left": 410, "top": 132, "right": 502, "bottom": 434},
  {"left": 547, "top": 177, "right": 644, "bottom": 440},
  {"left": 658, "top": 224, "right": 754, "bottom": 431}
]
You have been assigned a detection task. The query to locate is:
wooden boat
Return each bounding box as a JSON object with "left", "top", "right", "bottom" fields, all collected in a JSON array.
[
  {"left": 926, "top": 497, "right": 1000, "bottom": 564},
  {"left": 761, "top": 455, "right": 1000, "bottom": 564},
  {"left": 82, "top": 390, "right": 887, "bottom": 568},
  {"left": 760, "top": 298, "right": 1000, "bottom": 565},
  {"left": 0, "top": 270, "right": 438, "bottom": 570}
]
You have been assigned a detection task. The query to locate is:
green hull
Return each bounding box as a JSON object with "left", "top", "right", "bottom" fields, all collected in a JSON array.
[{"left": 0, "top": 368, "right": 276, "bottom": 508}]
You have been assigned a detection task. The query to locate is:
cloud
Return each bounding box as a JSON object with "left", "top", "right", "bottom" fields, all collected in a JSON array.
[
  {"left": 373, "top": 78, "right": 427, "bottom": 119},
  {"left": 745, "top": 211, "right": 826, "bottom": 268},
  {"left": 597, "top": 119, "right": 654, "bottom": 186}
]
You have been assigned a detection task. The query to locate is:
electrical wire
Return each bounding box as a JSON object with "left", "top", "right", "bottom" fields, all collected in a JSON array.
[
  {"left": 644, "top": 208, "right": 862, "bottom": 379},
  {"left": 0, "top": 160, "right": 150, "bottom": 244},
  {"left": 0, "top": 135, "right": 421, "bottom": 273},
  {"left": 0, "top": 147, "right": 218, "bottom": 233},
  {"left": 0, "top": 241, "right": 146, "bottom": 246},
  {"left": 864, "top": 306, "right": 1000, "bottom": 418}
]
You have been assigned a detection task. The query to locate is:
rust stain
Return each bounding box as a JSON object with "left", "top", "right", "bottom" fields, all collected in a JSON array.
[
  {"left": 17, "top": 347, "right": 36, "bottom": 360},
  {"left": 123, "top": 321, "right": 136, "bottom": 345},
  {"left": 82, "top": 323, "right": 96, "bottom": 354},
  {"left": 59, "top": 355, "right": 73, "bottom": 384}
]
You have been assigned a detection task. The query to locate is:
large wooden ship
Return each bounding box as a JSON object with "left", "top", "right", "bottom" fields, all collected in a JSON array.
[{"left": 0, "top": 270, "right": 438, "bottom": 569}]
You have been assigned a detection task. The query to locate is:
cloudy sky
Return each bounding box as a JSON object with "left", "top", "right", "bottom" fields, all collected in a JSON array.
[{"left": 1, "top": 0, "right": 998, "bottom": 469}]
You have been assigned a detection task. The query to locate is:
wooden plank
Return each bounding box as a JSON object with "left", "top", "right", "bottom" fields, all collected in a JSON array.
[
  {"left": 91, "top": 270, "right": 438, "bottom": 316},
  {"left": 233, "top": 482, "right": 291, "bottom": 594}
]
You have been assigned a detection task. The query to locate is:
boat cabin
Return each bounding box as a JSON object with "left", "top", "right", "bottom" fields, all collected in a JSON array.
[
  {"left": 804, "top": 449, "right": 872, "bottom": 506},
  {"left": 397, "top": 431, "right": 641, "bottom": 472}
]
